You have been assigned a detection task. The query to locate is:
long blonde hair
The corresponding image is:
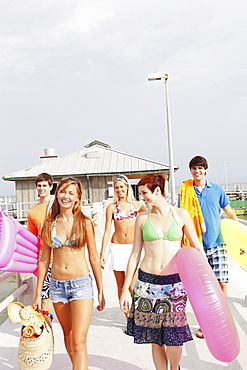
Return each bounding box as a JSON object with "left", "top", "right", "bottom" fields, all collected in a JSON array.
[
  {"left": 42, "top": 177, "right": 94, "bottom": 248},
  {"left": 112, "top": 175, "right": 135, "bottom": 203}
]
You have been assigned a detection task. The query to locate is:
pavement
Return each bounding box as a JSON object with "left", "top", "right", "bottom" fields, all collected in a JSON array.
[{"left": 0, "top": 254, "right": 246, "bottom": 369}]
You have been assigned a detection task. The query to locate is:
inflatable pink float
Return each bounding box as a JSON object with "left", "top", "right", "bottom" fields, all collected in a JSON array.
[
  {"left": 0, "top": 209, "right": 38, "bottom": 273},
  {"left": 176, "top": 246, "right": 240, "bottom": 362}
]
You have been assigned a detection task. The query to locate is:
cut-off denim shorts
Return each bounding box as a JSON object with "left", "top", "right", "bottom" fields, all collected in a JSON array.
[{"left": 50, "top": 273, "right": 94, "bottom": 304}]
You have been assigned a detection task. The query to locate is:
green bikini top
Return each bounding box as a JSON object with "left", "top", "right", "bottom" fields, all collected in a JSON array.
[{"left": 142, "top": 207, "right": 183, "bottom": 242}]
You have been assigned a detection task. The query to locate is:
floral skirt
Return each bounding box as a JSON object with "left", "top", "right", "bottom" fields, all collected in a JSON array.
[{"left": 126, "top": 269, "right": 193, "bottom": 347}]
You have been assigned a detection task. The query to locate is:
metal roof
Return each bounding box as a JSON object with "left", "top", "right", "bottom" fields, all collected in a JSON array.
[{"left": 2, "top": 143, "right": 179, "bottom": 181}]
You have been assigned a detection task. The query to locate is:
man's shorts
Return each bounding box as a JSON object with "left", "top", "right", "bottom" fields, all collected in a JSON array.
[{"left": 205, "top": 245, "right": 228, "bottom": 283}]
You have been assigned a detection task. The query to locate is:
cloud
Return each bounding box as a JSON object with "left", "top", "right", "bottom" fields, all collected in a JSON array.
[{"left": 1, "top": 0, "right": 247, "bottom": 195}]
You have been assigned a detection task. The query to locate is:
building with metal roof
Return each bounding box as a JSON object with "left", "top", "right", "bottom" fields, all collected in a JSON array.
[{"left": 3, "top": 140, "right": 179, "bottom": 208}]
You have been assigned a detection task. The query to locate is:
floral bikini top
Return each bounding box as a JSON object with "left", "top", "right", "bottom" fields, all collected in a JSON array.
[
  {"left": 113, "top": 202, "right": 138, "bottom": 221},
  {"left": 51, "top": 217, "right": 76, "bottom": 248}
]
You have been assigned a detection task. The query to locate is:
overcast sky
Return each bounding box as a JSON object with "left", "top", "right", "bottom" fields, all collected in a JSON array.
[{"left": 1, "top": 0, "right": 247, "bottom": 196}]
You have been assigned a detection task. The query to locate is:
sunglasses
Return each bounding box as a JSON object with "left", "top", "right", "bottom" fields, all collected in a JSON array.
[
  {"left": 113, "top": 175, "right": 129, "bottom": 184},
  {"left": 61, "top": 176, "right": 80, "bottom": 184}
]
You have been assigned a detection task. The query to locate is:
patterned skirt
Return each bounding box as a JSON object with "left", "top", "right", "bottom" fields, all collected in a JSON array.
[{"left": 126, "top": 269, "right": 193, "bottom": 347}]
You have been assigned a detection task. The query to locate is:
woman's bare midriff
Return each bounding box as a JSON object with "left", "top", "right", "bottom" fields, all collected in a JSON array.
[
  {"left": 140, "top": 239, "right": 182, "bottom": 276},
  {"left": 51, "top": 246, "right": 90, "bottom": 280},
  {"left": 111, "top": 219, "right": 136, "bottom": 244}
]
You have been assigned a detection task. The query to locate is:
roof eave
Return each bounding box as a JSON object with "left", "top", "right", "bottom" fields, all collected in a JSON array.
[{"left": 2, "top": 167, "right": 179, "bottom": 182}]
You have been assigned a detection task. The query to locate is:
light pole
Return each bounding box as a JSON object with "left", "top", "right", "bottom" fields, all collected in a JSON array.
[
  {"left": 224, "top": 161, "right": 228, "bottom": 191},
  {"left": 148, "top": 73, "right": 176, "bottom": 205}
]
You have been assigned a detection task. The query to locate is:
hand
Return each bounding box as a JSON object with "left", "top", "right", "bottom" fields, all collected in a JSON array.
[
  {"left": 119, "top": 290, "right": 130, "bottom": 313},
  {"left": 96, "top": 292, "right": 105, "bottom": 311},
  {"left": 100, "top": 254, "right": 106, "bottom": 269},
  {"left": 32, "top": 295, "right": 41, "bottom": 311}
]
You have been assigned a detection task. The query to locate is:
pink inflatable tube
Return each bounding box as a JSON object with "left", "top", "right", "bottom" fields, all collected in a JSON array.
[
  {"left": 176, "top": 246, "right": 240, "bottom": 362},
  {"left": 0, "top": 209, "right": 38, "bottom": 273}
]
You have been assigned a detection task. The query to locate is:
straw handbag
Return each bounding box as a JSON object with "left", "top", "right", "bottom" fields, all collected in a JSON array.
[
  {"left": 18, "top": 320, "right": 54, "bottom": 370},
  {"left": 8, "top": 303, "right": 54, "bottom": 370}
]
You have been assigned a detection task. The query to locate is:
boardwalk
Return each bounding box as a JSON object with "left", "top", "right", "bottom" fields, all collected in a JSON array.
[{"left": 0, "top": 255, "right": 246, "bottom": 369}]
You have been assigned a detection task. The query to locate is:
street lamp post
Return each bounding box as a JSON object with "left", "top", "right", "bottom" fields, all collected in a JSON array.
[{"left": 148, "top": 73, "right": 176, "bottom": 205}]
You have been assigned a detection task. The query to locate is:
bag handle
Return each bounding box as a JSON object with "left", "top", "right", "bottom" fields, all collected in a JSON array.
[{"left": 36, "top": 308, "right": 52, "bottom": 332}]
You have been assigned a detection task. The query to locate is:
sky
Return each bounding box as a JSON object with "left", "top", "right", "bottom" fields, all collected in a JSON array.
[{"left": 0, "top": 0, "right": 247, "bottom": 195}]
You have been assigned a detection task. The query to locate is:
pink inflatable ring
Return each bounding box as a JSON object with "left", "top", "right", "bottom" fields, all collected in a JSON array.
[{"left": 176, "top": 246, "right": 240, "bottom": 362}]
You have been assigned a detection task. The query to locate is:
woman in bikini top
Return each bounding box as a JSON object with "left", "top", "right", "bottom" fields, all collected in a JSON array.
[
  {"left": 51, "top": 216, "right": 76, "bottom": 248},
  {"left": 120, "top": 173, "right": 205, "bottom": 370},
  {"left": 140, "top": 204, "right": 184, "bottom": 275},
  {"left": 100, "top": 175, "right": 146, "bottom": 260},
  {"left": 100, "top": 174, "right": 146, "bottom": 318},
  {"left": 113, "top": 202, "right": 138, "bottom": 221},
  {"left": 142, "top": 207, "right": 183, "bottom": 242},
  {"left": 33, "top": 177, "right": 105, "bottom": 369}
]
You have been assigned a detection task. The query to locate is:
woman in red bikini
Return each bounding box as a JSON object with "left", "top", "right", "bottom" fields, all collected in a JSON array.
[{"left": 100, "top": 175, "right": 146, "bottom": 319}]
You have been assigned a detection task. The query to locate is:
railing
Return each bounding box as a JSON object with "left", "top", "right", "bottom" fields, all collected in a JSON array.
[
  {"left": 1, "top": 200, "right": 110, "bottom": 228},
  {"left": 0, "top": 202, "right": 18, "bottom": 218},
  {"left": 0, "top": 271, "right": 13, "bottom": 283},
  {"left": 239, "top": 218, "right": 247, "bottom": 226},
  {"left": 0, "top": 271, "right": 38, "bottom": 328},
  {"left": 0, "top": 201, "right": 36, "bottom": 221},
  {"left": 0, "top": 272, "right": 28, "bottom": 314},
  {"left": 18, "top": 201, "right": 37, "bottom": 221}
]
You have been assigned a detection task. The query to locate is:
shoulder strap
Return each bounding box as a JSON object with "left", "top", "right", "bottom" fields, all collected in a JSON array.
[
  {"left": 169, "top": 205, "right": 175, "bottom": 217},
  {"left": 47, "top": 196, "right": 54, "bottom": 214}
]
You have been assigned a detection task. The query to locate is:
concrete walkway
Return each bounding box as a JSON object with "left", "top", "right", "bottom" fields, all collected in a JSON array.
[{"left": 0, "top": 257, "right": 246, "bottom": 369}]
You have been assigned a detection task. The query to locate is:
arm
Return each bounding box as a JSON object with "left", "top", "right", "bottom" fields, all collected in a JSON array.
[
  {"left": 27, "top": 213, "right": 43, "bottom": 259},
  {"left": 100, "top": 204, "right": 114, "bottom": 268},
  {"left": 119, "top": 214, "right": 144, "bottom": 313},
  {"left": 86, "top": 220, "right": 105, "bottom": 311},
  {"left": 135, "top": 200, "right": 146, "bottom": 213},
  {"left": 27, "top": 213, "right": 38, "bottom": 236},
  {"left": 223, "top": 204, "right": 238, "bottom": 221},
  {"left": 32, "top": 241, "right": 51, "bottom": 310},
  {"left": 179, "top": 208, "right": 206, "bottom": 256}
]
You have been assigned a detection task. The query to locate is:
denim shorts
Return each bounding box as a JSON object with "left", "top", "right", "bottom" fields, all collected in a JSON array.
[{"left": 50, "top": 273, "right": 94, "bottom": 303}]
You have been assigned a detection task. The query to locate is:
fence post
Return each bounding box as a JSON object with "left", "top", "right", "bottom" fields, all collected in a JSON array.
[{"left": 17, "top": 273, "right": 37, "bottom": 306}]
